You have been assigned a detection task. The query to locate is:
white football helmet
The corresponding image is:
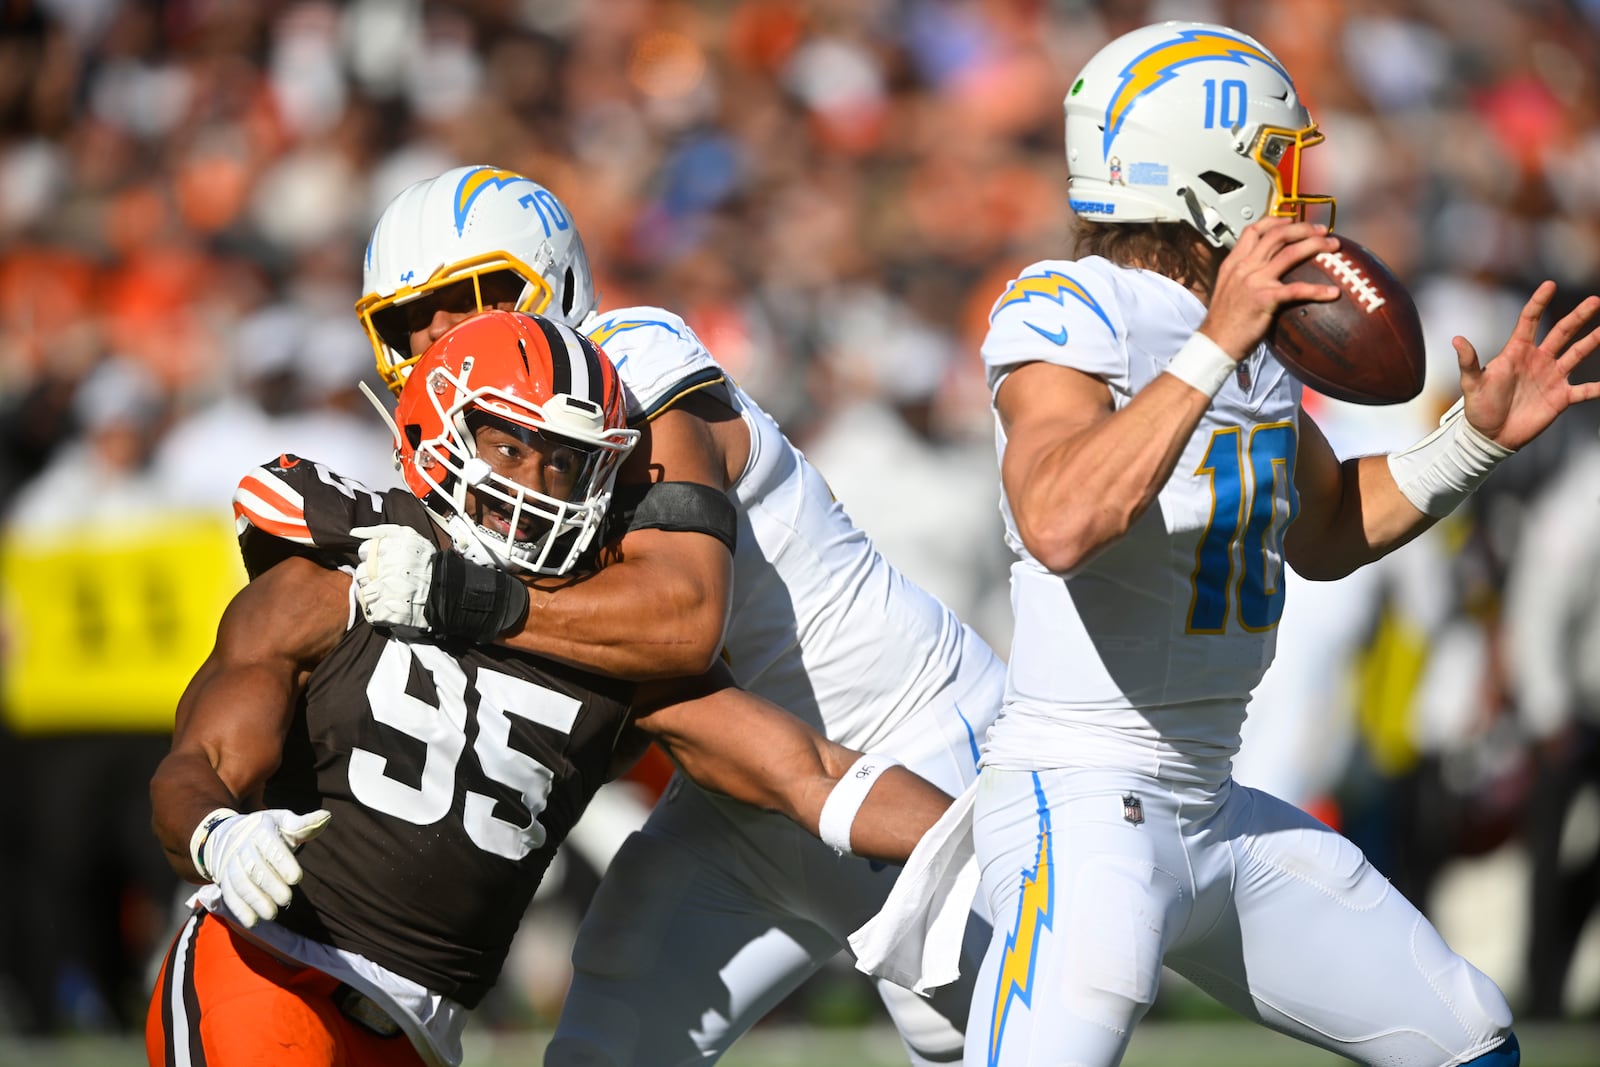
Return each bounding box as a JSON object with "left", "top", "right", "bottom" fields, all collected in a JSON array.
[
  {"left": 1064, "top": 21, "right": 1334, "bottom": 248},
  {"left": 358, "top": 165, "right": 598, "bottom": 394}
]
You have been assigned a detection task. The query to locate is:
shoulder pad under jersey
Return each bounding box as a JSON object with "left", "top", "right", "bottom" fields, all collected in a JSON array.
[
  {"left": 982, "top": 259, "right": 1124, "bottom": 386},
  {"left": 233, "top": 453, "right": 433, "bottom": 579},
  {"left": 585, "top": 306, "right": 726, "bottom": 424}
]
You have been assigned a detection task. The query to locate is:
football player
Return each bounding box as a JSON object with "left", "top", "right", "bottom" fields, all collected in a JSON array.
[
  {"left": 350, "top": 164, "right": 1006, "bottom": 1065},
  {"left": 144, "top": 311, "right": 952, "bottom": 1067},
  {"left": 860, "top": 19, "right": 1600, "bottom": 1067}
]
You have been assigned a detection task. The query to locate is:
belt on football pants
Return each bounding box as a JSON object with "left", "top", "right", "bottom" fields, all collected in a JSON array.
[{"left": 332, "top": 983, "right": 405, "bottom": 1038}]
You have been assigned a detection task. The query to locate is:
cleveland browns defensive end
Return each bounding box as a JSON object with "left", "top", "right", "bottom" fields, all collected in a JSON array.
[{"left": 145, "top": 311, "right": 950, "bottom": 1067}]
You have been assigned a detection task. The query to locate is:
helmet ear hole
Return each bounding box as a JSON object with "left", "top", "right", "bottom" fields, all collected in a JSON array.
[{"left": 561, "top": 267, "right": 576, "bottom": 317}]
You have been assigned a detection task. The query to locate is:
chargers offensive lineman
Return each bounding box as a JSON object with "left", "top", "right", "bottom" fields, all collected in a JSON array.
[
  {"left": 145, "top": 312, "right": 952, "bottom": 1067},
  {"left": 859, "top": 20, "right": 1600, "bottom": 1067},
  {"left": 351, "top": 165, "right": 1006, "bottom": 1065}
]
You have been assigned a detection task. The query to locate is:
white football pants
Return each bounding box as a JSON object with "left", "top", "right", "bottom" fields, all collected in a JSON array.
[{"left": 966, "top": 766, "right": 1514, "bottom": 1067}]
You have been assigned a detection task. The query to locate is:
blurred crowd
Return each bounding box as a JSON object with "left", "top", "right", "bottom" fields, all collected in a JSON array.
[{"left": 1, "top": 0, "right": 1598, "bottom": 1040}]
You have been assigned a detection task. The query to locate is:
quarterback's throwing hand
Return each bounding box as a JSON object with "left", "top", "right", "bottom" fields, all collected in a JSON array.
[
  {"left": 199, "top": 809, "right": 332, "bottom": 928},
  {"left": 352, "top": 523, "right": 437, "bottom": 632}
]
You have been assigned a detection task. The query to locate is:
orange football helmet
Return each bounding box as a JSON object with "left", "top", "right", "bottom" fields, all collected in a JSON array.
[{"left": 393, "top": 309, "right": 638, "bottom": 575}]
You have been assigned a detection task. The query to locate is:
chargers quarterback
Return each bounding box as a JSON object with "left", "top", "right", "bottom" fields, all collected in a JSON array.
[{"left": 856, "top": 19, "right": 1600, "bottom": 1067}]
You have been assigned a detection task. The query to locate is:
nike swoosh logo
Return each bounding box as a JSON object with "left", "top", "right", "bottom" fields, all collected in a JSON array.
[
  {"left": 276, "top": 454, "right": 300, "bottom": 469},
  {"left": 1026, "top": 322, "right": 1070, "bottom": 346}
]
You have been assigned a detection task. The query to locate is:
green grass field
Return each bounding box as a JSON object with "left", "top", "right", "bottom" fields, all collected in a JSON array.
[
  {"left": 707, "top": 1021, "right": 1600, "bottom": 1066},
  {"left": 8, "top": 1021, "right": 1597, "bottom": 1067}
]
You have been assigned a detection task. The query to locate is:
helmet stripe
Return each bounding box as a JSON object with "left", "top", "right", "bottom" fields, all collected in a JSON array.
[
  {"left": 534, "top": 316, "right": 601, "bottom": 409},
  {"left": 562, "top": 328, "right": 593, "bottom": 402},
  {"left": 576, "top": 335, "right": 606, "bottom": 407},
  {"left": 533, "top": 314, "right": 594, "bottom": 403}
]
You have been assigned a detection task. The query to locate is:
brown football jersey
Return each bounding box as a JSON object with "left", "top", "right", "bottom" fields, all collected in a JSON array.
[{"left": 234, "top": 455, "right": 636, "bottom": 1007}]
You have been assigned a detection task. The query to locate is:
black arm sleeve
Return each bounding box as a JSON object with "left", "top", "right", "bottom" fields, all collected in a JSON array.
[{"left": 608, "top": 481, "right": 737, "bottom": 554}]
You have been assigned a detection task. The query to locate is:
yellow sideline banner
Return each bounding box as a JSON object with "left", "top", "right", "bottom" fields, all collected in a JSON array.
[{"left": 0, "top": 514, "right": 247, "bottom": 734}]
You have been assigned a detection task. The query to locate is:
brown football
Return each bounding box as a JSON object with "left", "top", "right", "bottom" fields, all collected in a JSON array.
[{"left": 1266, "top": 236, "right": 1426, "bottom": 405}]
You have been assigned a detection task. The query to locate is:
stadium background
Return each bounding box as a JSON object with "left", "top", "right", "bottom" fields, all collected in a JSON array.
[{"left": 2, "top": 0, "right": 1599, "bottom": 1062}]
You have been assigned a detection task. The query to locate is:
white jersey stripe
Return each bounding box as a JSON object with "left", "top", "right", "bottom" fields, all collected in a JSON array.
[
  {"left": 232, "top": 486, "right": 314, "bottom": 543},
  {"left": 236, "top": 465, "right": 306, "bottom": 512},
  {"left": 232, "top": 487, "right": 308, "bottom": 529},
  {"left": 161, "top": 908, "right": 206, "bottom": 1066}
]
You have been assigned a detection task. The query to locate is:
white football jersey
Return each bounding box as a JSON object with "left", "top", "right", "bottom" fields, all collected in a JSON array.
[
  {"left": 587, "top": 307, "right": 982, "bottom": 752},
  {"left": 980, "top": 258, "right": 1302, "bottom": 785}
]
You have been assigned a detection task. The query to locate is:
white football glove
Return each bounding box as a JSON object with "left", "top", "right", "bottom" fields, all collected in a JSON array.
[
  {"left": 193, "top": 808, "right": 332, "bottom": 928},
  {"left": 351, "top": 523, "right": 437, "bottom": 631}
]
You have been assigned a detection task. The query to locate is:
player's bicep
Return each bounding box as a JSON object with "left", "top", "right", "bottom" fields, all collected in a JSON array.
[
  {"left": 171, "top": 557, "right": 351, "bottom": 801},
  {"left": 996, "top": 359, "right": 1115, "bottom": 461},
  {"left": 995, "top": 360, "right": 1114, "bottom": 523},
  {"left": 597, "top": 517, "right": 733, "bottom": 607},
  {"left": 592, "top": 399, "right": 736, "bottom": 666},
  {"left": 621, "top": 399, "right": 730, "bottom": 490}
]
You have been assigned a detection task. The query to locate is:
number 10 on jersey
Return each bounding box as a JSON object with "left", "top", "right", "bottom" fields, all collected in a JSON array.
[{"left": 1187, "top": 423, "right": 1298, "bottom": 633}]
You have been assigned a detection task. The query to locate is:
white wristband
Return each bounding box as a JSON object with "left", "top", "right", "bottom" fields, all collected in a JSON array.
[
  {"left": 1164, "top": 331, "right": 1238, "bottom": 398},
  {"left": 189, "top": 807, "right": 239, "bottom": 881},
  {"left": 1386, "top": 399, "right": 1514, "bottom": 518},
  {"left": 818, "top": 753, "right": 904, "bottom": 856}
]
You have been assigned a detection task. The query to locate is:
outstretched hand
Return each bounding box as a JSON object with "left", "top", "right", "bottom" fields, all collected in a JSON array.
[{"left": 1459, "top": 282, "right": 1600, "bottom": 451}]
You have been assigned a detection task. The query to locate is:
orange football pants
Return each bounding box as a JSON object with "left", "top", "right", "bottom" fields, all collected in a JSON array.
[{"left": 146, "top": 908, "right": 427, "bottom": 1067}]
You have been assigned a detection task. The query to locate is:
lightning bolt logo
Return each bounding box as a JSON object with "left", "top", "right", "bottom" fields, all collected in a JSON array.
[
  {"left": 992, "top": 271, "right": 1115, "bottom": 337},
  {"left": 987, "top": 773, "right": 1054, "bottom": 1067},
  {"left": 453, "top": 166, "right": 536, "bottom": 235},
  {"left": 589, "top": 318, "right": 683, "bottom": 346},
  {"left": 1104, "top": 28, "right": 1291, "bottom": 159},
  {"left": 955, "top": 703, "right": 980, "bottom": 766}
]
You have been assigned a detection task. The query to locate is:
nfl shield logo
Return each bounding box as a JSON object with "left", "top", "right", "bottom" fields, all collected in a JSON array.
[{"left": 1122, "top": 793, "right": 1144, "bottom": 825}]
